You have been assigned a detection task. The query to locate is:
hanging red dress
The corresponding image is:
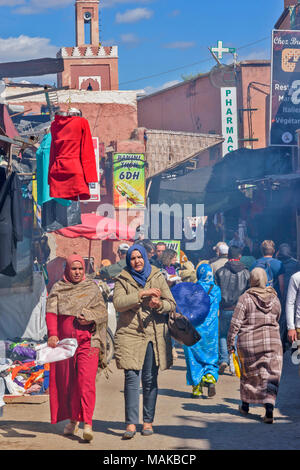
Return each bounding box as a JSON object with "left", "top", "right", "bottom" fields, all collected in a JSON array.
[{"left": 48, "top": 115, "right": 98, "bottom": 201}]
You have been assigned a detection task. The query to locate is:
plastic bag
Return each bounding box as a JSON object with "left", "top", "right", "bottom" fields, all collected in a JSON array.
[
  {"left": 4, "top": 373, "right": 25, "bottom": 395},
  {"left": 229, "top": 352, "right": 241, "bottom": 378},
  {"left": 35, "top": 338, "right": 78, "bottom": 365},
  {"left": 171, "top": 282, "right": 211, "bottom": 327}
]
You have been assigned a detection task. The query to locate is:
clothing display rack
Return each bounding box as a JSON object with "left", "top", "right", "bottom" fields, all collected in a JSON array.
[{"left": 0, "top": 133, "right": 37, "bottom": 177}]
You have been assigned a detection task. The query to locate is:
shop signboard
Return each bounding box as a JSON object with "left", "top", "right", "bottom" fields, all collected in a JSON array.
[
  {"left": 270, "top": 29, "right": 300, "bottom": 147},
  {"left": 220, "top": 87, "right": 238, "bottom": 156},
  {"left": 113, "top": 153, "right": 146, "bottom": 209}
]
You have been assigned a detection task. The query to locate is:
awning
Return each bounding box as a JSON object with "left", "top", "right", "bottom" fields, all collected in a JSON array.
[
  {"left": 237, "top": 173, "right": 300, "bottom": 186},
  {"left": 157, "top": 146, "right": 292, "bottom": 214},
  {"left": 56, "top": 213, "right": 136, "bottom": 240}
]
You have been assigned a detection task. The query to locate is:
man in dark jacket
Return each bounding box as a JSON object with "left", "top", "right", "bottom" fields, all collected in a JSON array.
[{"left": 215, "top": 246, "right": 250, "bottom": 373}]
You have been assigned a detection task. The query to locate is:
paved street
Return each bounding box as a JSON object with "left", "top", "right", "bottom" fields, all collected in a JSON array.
[{"left": 0, "top": 346, "right": 300, "bottom": 451}]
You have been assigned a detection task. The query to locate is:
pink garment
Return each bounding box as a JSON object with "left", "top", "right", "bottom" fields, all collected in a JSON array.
[{"left": 46, "top": 314, "right": 99, "bottom": 425}]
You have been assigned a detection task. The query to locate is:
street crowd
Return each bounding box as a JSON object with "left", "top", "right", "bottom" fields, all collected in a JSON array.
[{"left": 45, "top": 235, "right": 300, "bottom": 441}]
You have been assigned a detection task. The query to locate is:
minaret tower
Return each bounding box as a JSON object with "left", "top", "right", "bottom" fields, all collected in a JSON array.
[
  {"left": 75, "top": 0, "right": 100, "bottom": 46},
  {"left": 57, "top": 0, "right": 119, "bottom": 90}
]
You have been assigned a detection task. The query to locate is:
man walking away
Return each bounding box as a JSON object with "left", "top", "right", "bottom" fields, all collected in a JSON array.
[
  {"left": 210, "top": 242, "right": 229, "bottom": 275},
  {"left": 215, "top": 246, "right": 250, "bottom": 374},
  {"left": 251, "top": 240, "right": 285, "bottom": 301}
]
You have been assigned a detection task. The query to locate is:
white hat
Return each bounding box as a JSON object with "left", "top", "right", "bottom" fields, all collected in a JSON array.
[
  {"left": 118, "top": 243, "right": 130, "bottom": 252},
  {"left": 218, "top": 243, "right": 228, "bottom": 255}
]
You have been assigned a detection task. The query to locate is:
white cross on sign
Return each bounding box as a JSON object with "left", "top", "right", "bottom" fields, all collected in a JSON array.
[{"left": 211, "top": 40, "right": 235, "bottom": 59}]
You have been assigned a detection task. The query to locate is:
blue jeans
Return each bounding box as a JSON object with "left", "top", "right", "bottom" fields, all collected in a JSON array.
[
  {"left": 219, "top": 309, "right": 234, "bottom": 365},
  {"left": 124, "top": 341, "right": 159, "bottom": 425}
]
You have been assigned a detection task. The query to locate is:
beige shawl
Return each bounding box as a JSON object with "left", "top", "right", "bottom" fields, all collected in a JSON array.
[
  {"left": 46, "top": 278, "right": 108, "bottom": 368},
  {"left": 246, "top": 267, "right": 277, "bottom": 301}
]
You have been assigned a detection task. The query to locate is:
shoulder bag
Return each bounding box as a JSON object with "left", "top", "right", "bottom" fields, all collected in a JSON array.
[{"left": 168, "top": 308, "right": 201, "bottom": 347}]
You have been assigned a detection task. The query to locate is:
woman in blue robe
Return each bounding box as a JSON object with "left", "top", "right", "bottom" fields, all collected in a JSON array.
[{"left": 183, "top": 263, "right": 221, "bottom": 397}]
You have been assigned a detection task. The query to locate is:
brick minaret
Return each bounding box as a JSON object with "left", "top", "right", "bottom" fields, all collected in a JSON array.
[
  {"left": 76, "top": 0, "right": 99, "bottom": 46},
  {"left": 57, "top": 0, "right": 119, "bottom": 90}
]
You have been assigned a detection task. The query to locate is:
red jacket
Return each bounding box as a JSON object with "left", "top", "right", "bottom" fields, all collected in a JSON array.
[{"left": 49, "top": 115, "right": 98, "bottom": 201}]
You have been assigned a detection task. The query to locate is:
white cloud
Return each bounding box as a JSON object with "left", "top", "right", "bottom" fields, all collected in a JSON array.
[
  {"left": 0, "top": 0, "right": 25, "bottom": 5},
  {"left": 0, "top": 35, "right": 58, "bottom": 62},
  {"left": 13, "top": 74, "right": 57, "bottom": 85},
  {"left": 116, "top": 7, "right": 153, "bottom": 24},
  {"left": 12, "top": 0, "right": 153, "bottom": 15},
  {"left": 237, "top": 49, "right": 270, "bottom": 61},
  {"left": 101, "top": 38, "right": 116, "bottom": 46},
  {"left": 120, "top": 33, "right": 141, "bottom": 47},
  {"left": 13, "top": 0, "right": 73, "bottom": 14},
  {"left": 101, "top": 0, "right": 152, "bottom": 7},
  {"left": 163, "top": 41, "right": 196, "bottom": 50},
  {"left": 169, "top": 9, "right": 180, "bottom": 17},
  {"left": 144, "top": 79, "right": 181, "bottom": 95},
  {"left": 161, "top": 80, "right": 180, "bottom": 89}
]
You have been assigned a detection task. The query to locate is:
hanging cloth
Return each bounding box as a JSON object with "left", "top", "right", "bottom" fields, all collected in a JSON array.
[
  {"left": 48, "top": 115, "right": 98, "bottom": 201},
  {"left": 36, "top": 133, "right": 71, "bottom": 207},
  {"left": 0, "top": 168, "right": 23, "bottom": 276}
]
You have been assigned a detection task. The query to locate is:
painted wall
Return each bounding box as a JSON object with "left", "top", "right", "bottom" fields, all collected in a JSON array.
[
  {"left": 58, "top": 56, "right": 119, "bottom": 90},
  {"left": 138, "top": 62, "right": 271, "bottom": 160},
  {"left": 240, "top": 63, "right": 271, "bottom": 149},
  {"left": 138, "top": 74, "right": 222, "bottom": 135}
]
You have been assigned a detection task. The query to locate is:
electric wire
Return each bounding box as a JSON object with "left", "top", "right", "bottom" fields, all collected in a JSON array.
[{"left": 119, "top": 36, "right": 270, "bottom": 87}]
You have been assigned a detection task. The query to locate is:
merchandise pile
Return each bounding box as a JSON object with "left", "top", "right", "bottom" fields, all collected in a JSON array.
[{"left": 0, "top": 339, "right": 49, "bottom": 397}]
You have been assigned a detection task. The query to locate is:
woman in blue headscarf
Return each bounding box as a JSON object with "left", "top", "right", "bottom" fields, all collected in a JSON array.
[
  {"left": 113, "top": 244, "right": 176, "bottom": 439},
  {"left": 183, "top": 263, "right": 221, "bottom": 398}
]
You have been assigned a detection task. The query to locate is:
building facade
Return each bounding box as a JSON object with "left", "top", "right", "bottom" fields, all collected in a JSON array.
[
  {"left": 57, "top": 0, "right": 119, "bottom": 91},
  {"left": 138, "top": 60, "right": 271, "bottom": 167}
]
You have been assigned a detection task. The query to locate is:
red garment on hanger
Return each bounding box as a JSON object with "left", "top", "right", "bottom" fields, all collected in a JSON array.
[{"left": 48, "top": 115, "right": 98, "bottom": 200}]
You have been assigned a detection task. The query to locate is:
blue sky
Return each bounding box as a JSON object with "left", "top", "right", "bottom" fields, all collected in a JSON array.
[{"left": 0, "top": 0, "right": 285, "bottom": 93}]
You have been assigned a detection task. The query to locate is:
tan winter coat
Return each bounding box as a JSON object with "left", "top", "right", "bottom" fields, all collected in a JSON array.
[
  {"left": 113, "top": 266, "right": 176, "bottom": 371},
  {"left": 179, "top": 261, "right": 197, "bottom": 282}
]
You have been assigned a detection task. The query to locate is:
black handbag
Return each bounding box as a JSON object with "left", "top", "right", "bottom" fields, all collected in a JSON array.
[{"left": 168, "top": 308, "right": 201, "bottom": 347}]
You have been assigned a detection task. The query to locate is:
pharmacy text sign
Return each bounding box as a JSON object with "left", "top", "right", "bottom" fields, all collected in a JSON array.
[{"left": 221, "top": 87, "right": 238, "bottom": 156}]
